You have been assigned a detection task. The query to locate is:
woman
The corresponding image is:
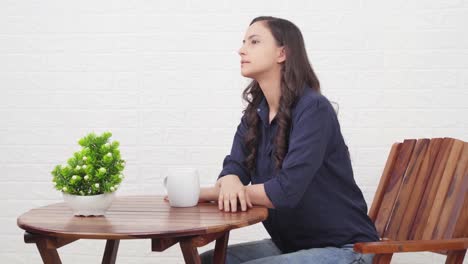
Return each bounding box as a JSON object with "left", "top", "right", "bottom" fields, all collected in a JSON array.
[{"left": 188, "top": 16, "right": 378, "bottom": 263}]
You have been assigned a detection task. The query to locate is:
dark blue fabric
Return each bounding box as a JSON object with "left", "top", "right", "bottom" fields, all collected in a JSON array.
[{"left": 218, "top": 86, "right": 379, "bottom": 253}]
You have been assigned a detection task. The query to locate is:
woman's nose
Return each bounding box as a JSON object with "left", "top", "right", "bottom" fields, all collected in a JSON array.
[{"left": 238, "top": 45, "right": 246, "bottom": 56}]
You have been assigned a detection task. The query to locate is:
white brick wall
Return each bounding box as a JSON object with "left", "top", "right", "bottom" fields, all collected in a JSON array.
[{"left": 1, "top": 0, "right": 467, "bottom": 263}]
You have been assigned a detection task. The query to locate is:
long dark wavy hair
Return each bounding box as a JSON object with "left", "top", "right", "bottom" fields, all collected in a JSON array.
[{"left": 242, "top": 16, "right": 321, "bottom": 176}]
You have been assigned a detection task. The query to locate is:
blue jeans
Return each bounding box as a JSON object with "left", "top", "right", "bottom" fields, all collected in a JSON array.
[{"left": 200, "top": 239, "right": 374, "bottom": 264}]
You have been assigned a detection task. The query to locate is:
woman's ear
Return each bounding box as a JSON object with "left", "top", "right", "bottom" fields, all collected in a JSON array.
[{"left": 277, "top": 46, "right": 286, "bottom": 63}]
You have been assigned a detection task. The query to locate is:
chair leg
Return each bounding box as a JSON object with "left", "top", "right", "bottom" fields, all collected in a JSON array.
[
  {"left": 446, "top": 250, "right": 466, "bottom": 264},
  {"left": 102, "top": 239, "right": 120, "bottom": 264},
  {"left": 373, "top": 253, "right": 393, "bottom": 264}
]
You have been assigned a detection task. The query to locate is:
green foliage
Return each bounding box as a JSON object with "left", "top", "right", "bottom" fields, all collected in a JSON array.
[{"left": 51, "top": 132, "right": 125, "bottom": 196}]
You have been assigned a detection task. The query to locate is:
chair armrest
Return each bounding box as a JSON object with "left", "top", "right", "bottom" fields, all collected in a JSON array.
[{"left": 353, "top": 238, "right": 468, "bottom": 254}]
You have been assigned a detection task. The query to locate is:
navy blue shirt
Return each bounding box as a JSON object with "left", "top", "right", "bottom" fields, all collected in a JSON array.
[{"left": 218, "top": 86, "right": 379, "bottom": 253}]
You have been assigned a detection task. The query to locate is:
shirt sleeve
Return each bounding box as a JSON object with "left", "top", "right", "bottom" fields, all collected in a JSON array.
[
  {"left": 263, "top": 97, "right": 333, "bottom": 209},
  {"left": 217, "top": 114, "right": 251, "bottom": 185}
]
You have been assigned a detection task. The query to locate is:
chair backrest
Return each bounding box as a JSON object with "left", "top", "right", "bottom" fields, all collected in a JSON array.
[{"left": 369, "top": 138, "right": 468, "bottom": 242}]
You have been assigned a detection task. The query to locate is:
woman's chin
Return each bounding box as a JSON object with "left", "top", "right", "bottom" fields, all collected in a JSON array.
[{"left": 240, "top": 69, "right": 255, "bottom": 79}]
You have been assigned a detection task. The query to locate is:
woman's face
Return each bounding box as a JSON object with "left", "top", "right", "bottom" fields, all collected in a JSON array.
[{"left": 238, "top": 21, "right": 285, "bottom": 79}]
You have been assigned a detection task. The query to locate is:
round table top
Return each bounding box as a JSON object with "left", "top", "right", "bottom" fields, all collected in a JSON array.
[{"left": 17, "top": 195, "right": 269, "bottom": 239}]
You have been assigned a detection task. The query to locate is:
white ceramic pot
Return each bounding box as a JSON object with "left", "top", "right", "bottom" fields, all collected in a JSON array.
[{"left": 62, "top": 192, "right": 116, "bottom": 216}]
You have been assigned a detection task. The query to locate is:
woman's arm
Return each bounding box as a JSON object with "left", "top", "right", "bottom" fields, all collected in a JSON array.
[
  {"left": 199, "top": 186, "right": 221, "bottom": 202},
  {"left": 263, "top": 99, "right": 333, "bottom": 210},
  {"left": 198, "top": 183, "right": 274, "bottom": 209},
  {"left": 164, "top": 186, "right": 221, "bottom": 204},
  {"left": 246, "top": 184, "right": 275, "bottom": 209},
  {"left": 217, "top": 115, "right": 252, "bottom": 212}
]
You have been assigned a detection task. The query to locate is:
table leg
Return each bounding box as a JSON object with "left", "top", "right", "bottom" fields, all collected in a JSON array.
[
  {"left": 180, "top": 238, "right": 201, "bottom": 264},
  {"left": 213, "top": 231, "right": 229, "bottom": 264},
  {"left": 178, "top": 231, "right": 231, "bottom": 264},
  {"left": 35, "top": 239, "right": 62, "bottom": 264},
  {"left": 102, "top": 239, "right": 120, "bottom": 264},
  {"left": 24, "top": 232, "right": 63, "bottom": 264}
]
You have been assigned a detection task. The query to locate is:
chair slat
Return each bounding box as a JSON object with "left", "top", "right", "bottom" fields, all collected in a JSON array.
[
  {"left": 435, "top": 142, "right": 468, "bottom": 239},
  {"left": 369, "top": 143, "right": 401, "bottom": 222},
  {"left": 396, "top": 138, "right": 443, "bottom": 240},
  {"left": 451, "top": 190, "right": 468, "bottom": 238},
  {"left": 422, "top": 139, "right": 464, "bottom": 240},
  {"left": 411, "top": 138, "right": 455, "bottom": 240},
  {"left": 374, "top": 139, "right": 416, "bottom": 238},
  {"left": 385, "top": 139, "right": 430, "bottom": 240}
]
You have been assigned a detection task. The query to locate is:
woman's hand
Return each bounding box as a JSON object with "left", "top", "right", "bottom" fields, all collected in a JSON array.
[{"left": 217, "top": 174, "right": 253, "bottom": 212}]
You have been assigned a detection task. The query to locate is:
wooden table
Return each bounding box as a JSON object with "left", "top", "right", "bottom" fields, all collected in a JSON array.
[{"left": 17, "top": 195, "right": 268, "bottom": 264}]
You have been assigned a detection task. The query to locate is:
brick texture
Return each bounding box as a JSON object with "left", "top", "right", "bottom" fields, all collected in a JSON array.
[{"left": 1, "top": 1, "right": 467, "bottom": 263}]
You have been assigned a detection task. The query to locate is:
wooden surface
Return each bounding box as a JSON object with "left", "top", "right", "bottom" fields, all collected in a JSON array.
[
  {"left": 18, "top": 195, "right": 268, "bottom": 264},
  {"left": 354, "top": 238, "right": 468, "bottom": 254},
  {"left": 17, "top": 195, "right": 268, "bottom": 240},
  {"left": 354, "top": 137, "right": 468, "bottom": 264}
]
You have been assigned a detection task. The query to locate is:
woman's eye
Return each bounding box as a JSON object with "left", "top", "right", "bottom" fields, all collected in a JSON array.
[{"left": 251, "top": 40, "right": 259, "bottom": 44}]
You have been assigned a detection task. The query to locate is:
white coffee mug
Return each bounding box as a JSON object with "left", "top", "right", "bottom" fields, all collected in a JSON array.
[{"left": 163, "top": 168, "right": 200, "bottom": 207}]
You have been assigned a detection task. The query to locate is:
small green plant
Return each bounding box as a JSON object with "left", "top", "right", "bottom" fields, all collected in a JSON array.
[{"left": 51, "top": 131, "right": 125, "bottom": 196}]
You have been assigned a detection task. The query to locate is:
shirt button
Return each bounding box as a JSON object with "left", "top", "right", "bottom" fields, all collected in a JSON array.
[{"left": 257, "top": 108, "right": 261, "bottom": 112}]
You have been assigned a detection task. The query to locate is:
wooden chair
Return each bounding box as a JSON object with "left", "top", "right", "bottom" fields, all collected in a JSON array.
[{"left": 353, "top": 137, "right": 468, "bottom": 264}]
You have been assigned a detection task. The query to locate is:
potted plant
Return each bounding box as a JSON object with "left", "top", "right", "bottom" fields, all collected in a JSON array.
[{"left": 51, "top": 131, "right": 125, "bottom": 216}]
